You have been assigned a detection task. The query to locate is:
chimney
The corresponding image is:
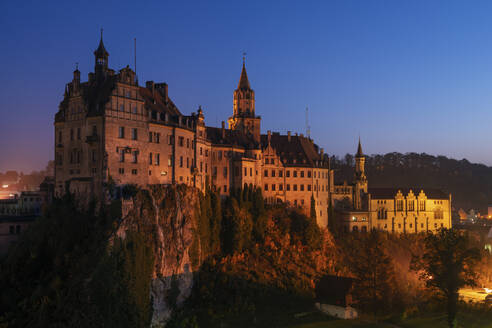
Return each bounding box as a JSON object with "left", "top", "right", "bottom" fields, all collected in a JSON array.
[
  {"left": 267, "top": 130, "right": 271, "bottom": 144},
  {"left": 146, "top": 81, "right": 155, "bottom": 95},
  {"left": 287, "top": 131, "right": 291, "bottom": 142},
  {"left": 221, "top": 121, "right": 225, "bottom": 138}
]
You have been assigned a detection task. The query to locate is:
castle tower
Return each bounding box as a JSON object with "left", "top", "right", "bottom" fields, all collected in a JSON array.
[
  {"left": 354, "top": 138, "right": 368, "bottom": 210},
  {"left": 94, "top": 30, "right": 109, "bottom": 76},
  {"left": 228, "top": 57, "right": 261, "bottom": 142}
]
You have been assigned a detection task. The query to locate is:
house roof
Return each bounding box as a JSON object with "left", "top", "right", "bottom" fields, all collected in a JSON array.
[
  {"left": 368, "top": 187, "right": 448, "bottom": 199},
  {"left": 315, "top": 275, "right": 354, "bottom": 306},
  {"left": 261, "top": 133, "right": 328, "bottom": 167},
  {"left": 139, "top": 86, "right": 181, "bottom": 117},
  {"left": 206, "top": 127, "right": 259, "bottom": 148}
]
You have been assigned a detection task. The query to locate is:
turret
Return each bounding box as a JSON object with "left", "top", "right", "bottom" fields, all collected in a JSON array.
[
  {"left": 354, "top": 138, "right": 368, "bottom": 210},
  {"left": 94, "top": 29, "right": 109, "bottom": 76}
]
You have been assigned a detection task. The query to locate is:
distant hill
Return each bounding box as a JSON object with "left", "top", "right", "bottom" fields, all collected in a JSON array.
[{"left": 331, "top": 152, "right": 492, "bottom": 214}]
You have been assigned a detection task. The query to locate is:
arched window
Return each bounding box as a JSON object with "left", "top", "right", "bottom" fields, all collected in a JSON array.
[{"left": 353, "top": 226, "right": 358, "bottom": 232}]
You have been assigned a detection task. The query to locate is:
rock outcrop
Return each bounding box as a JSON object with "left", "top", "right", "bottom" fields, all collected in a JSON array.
[{"left": 116, "top": 185, "right": 201, "bottom": 327}]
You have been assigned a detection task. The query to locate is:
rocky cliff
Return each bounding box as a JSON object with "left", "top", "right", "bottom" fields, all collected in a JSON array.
[{"left": 116, "top": 184, "right": 202, "bottom": 327}]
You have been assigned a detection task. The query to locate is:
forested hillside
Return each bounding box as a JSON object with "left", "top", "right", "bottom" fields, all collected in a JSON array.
[{"left": 332, "top": 152, "right": 492, "bottom": 213}]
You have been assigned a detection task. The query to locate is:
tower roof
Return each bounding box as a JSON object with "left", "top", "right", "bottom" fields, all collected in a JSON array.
[
  {"left": 356, "top": 138, "right": 364, "bottom": 157},
  {"left": 237, "top": 60, "right": 251, "bottom": 90},
  {"left": 94, "top": 30, "right": 109, "bottom": 58}
]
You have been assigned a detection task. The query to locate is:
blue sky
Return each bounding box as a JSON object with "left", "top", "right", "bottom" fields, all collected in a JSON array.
[{"left": 1, "top": 0, "right": 492, "bottom": 172}]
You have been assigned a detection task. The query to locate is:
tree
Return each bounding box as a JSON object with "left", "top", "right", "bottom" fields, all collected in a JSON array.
[
  {"left": 411, "top": 229, "right": 481, "bottom": 328},
  {"left": 347, "top": 231, "right": 396, "bottom": 313}
]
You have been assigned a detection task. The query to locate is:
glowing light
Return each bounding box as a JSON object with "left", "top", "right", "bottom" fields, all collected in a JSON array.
[{"left": 2, "top": 184, "right": 8, "bottom": 188}]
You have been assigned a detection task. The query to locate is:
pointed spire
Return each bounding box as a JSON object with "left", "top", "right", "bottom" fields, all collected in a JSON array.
[
  {"left": 94, "top": 28, "right": 109, "bottom": 58},
  {"left": 356, "top": 137, "right": 364, "bottom": 157},
  {"left": 237, "top": 53, "right": 251, "bottom": 90}
]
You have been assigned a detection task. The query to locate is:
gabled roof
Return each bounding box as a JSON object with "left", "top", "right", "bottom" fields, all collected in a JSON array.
[
  {"left": 368, "top": 187, "right": 448, "bottom": 200},
  {"left": 206, "top": 127, "right": 259, "bottom": 148},
  {"left": 139, "top": 87, "right": 181, "bottom": 117},
  {"left": 261, "top": 133, "right": 327, "bottom": 167}
]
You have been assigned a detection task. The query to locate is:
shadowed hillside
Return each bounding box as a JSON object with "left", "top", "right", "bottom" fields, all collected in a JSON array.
[{"left": 332, "top": 152, "right": 492, "bottom": 213}]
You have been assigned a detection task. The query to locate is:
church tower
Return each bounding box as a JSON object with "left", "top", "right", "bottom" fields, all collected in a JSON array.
[
  {"left": 354, "top": 138, "right": 368, "bottom": 210},
  {"left": 228, "top": 57, "right": 261, "bottom": 142}
]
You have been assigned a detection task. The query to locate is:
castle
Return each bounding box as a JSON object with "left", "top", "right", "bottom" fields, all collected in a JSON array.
[
  {"left": 54, "top": 35, "right": 330, "bottom": 226},
  {"left": 54, "top": 35, "right": 452, "bottom": 232},
  {"left": 331, "top": 140, "right": 452, "bottom": 233}
]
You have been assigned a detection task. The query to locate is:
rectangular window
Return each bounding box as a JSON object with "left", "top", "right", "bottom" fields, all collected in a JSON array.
[
  {"left": 224, "top": 185, "right": 227, "bottom": 193},
  {"left": 218, "top": 151, "right": 222, "bottom": 160},
  {"left": 179, "top": 136, "right": 184, "bottom": 147},
  {"left": 300, "top": 171, "right": 304, "bottom": 178},
  {"left": 180, "top": 156, "right": 183, "bottom": 167},
  {"left": 205, "top": 163, "right": 208, "bottom": 173},
  {"left": 70, "top": 129, "right": 74, "bottom": 141},
  {"left": 223, "top": 167, "right": 228, "bottom": 178},
  {"left": 149, "top": 153, "right": 153, "bottom": 165},
  {"left": 279, "top": 184, "right": 283, "bottom": 191},
  {"left": 91, "top": 150, "right": 97, "bottom": 163},
  {"left": 286, "top": 170, "right": 290, "bottom": 177},
  {"left": 272, "top": 184, "right": 276, "bottom": 191},
  {"left": 92, "top": 125, "right": 97, "bottom": 136},
  {"left": 419, "top": 201, "right": 426, "bottom": 211},
  {"left": 286, "top": 184, "right": 290, "bottom": 191},
  {"left": 397, "top": 200, "right": 404, "bottom": 211},
  {"left": 250, "top": 168, "right": 252, "bottom": 176},
  {"left": 307, "top": 184, "right": 311, "bottom": 191},
  {"left": 187, "top": 157, "right": 189, "bottom": 168},
  {"left": 119, "top": 168, "right": 124, "bottom": 174},
  {"left": 119, "top": 150, "right": 125, "bottom": 162},
  {"left": 119, "top": 127, "right": 125, "bottom": 138},
  {"left": 58, "top": 131, "right": 62, "bottom": 143},
  {"left": 205, "top": 150, "right": 209, "bottom": 157},
  {"left": 271, "top": 170, "right": 276, "bottom": 177},
  {"left": 308, "top": 171, "right": 312, "bottom": 178},
  {"left": 264, "top": 170, "right": 268, "bottom": 177},
  {"left": 149, "top": 132, "right": 153, "bottom": 142},
  {"left": 168, "top": 155, "right": 173, "bottom": 166},
  {"left": 120, "top": 104, "right": 124, "bottom": 111},
  {"left": 132, "top": 128, "right": 138, "bottom": 140},
  {"left": 156, "top": 153, "right": 160, "bottom": 165},
  {"left": 200, "top": 147, "right": 203, "bottom": 155},
  {"left": 155, "top": 133, "right": 160, "bottom": 144},
  {"left": 264, "top": 184, "right": 268, "bottom": 191},
  {"left": 187, "top": 138, "right": 190, "bottom": 148},
  {"left": 132, "top": 151, "right": 138, "bottom": 163},
  {"left": 132, "top": 169, "right": 138, "bottom": 175},
  {"left": 213, "top": 166, "right": 218, "bottom": 176},
  {"left": 408, "top": 201, "right": 414, "bottom": 211},
  {"left": 200, "top": 162, "right": 203, "bottom": 172},
  {"left": 293, "top": 184, "right": 298, "bottom": 191},
  {"left": 293, "top": 171, "right": 298, "bottom": 178},
  {"left": 279, "top": 170, "right": 283, "bottom": 177},
  {"left": 244, "top": 168, "right": 247, "bottom": 176},
  {"left": 300, "top": 184, "right": 304, "bottom": 191}
]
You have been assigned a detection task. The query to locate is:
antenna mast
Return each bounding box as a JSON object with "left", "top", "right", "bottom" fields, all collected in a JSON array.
[
  {"left": 305, "top": 106, "right": 311, "bottom": 138},
  {"left": 134, "top": 38, "right": 137, "bottom": 83}
]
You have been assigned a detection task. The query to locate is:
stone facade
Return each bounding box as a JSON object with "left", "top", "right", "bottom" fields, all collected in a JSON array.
[
  {"left": 54, "top": 36, "right": 330, "bottom": 227},
  {"left": 331, "top": 141, "right": 452, "bottom": 233}
]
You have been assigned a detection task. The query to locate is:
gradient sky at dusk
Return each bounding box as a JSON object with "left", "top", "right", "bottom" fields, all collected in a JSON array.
[{"left": 2, "top": 0, "right": 492, "bottom": 172}]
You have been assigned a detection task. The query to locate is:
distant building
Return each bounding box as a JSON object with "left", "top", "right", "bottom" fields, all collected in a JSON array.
[
  {"left": 53, "top": 35, "right": 330, "bottom": 226},
  {"left": 0, "top": 216, "right": 35, "bottom": 254},
  {"left": 331, "top": 140, "right": 452, "bottom": 233}
]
